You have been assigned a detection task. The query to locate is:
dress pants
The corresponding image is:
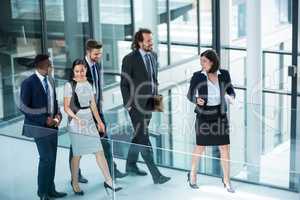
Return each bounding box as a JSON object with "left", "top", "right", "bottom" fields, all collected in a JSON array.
[
  {"left": 126, "top": 107, "right": 161, "bottom": 179},
  {"left": 34, "top": 133, "right": 57, "bottom": 196}
]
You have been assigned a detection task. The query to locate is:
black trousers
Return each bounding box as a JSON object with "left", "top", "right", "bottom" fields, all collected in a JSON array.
[
  {"left": 126, "top": 107, "right": 161, "bottom": 179},
  {"left": 34, "top": 133, "right": 57, "bottom": 196},
  {"left": 69, "top": 112, "right": 117, "bottom": 177}
]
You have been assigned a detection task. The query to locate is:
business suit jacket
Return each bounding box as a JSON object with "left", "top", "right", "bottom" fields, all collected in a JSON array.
[
  {"left": 120, "top": 50, "right": 159, "bottom": 111},
  {"left": 84, "top": 58, "right": 103, "bottom": 110},
  {"left": 187, "top": 69, "right": 235, "bottom": 115},
  {"left": 20, "top": 74, "right": 60, "bottom": 138}
]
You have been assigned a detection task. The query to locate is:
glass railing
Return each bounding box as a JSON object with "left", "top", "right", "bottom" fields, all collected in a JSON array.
[
  {"left": 0, "top": 85, "right": 298, "bottom": 191},
  {"left": 0, "top": 69, "right": 299, "bottom": 193},
  {"left": 1, "top": 133, "right": 299, "bottom": 199}
]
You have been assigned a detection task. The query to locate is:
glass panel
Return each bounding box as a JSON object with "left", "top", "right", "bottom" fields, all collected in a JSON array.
[
  {"left": 0, "top": 0, "right": 42, "bottom": 120},
  {"left": 45, "top": 0, "right": 90, "bottom": 83},
  {"left": 222, "top": 0, "right": 247, "bottom": 48},
  {"left": 169, "top": 0, "right": 198, "bottom": 44},
  {"left": 222, "top": 48, "right": 246, "bottom": 87},
  {"left": 200, "top": 0, "right": 212, "bottom": 45},
  {"left": 100, "top": 0, "right": 133, "bottom": 85},
  {"left": 263, "top": 52, "right": 291, "bottom": 91},
  {"left": 157, "top": 0, "right": 168, "bottom": 67},
  {"left": 11, "top": 0, "right": 41, "bottom": 20},
  {"left": 261, "top": 0, "right": 292, "bottom": 52}
]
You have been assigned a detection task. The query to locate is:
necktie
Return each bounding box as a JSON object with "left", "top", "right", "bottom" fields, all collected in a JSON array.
[
  {"left": 43, "top": 76, "right": 49, "bottom": 96},
  {"left": 92, "top": 64, "right": 99, "bottom": 102},
  {"left": 43, "top": 76, "right": 52, "bottom": 115},
  {"left": 145, "top": 54, "right": 154, "bottom": 93}
]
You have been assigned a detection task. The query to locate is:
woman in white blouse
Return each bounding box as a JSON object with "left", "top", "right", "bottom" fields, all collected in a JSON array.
[{"left": 187, "top": 50, "right": 236, "bottom": 192}]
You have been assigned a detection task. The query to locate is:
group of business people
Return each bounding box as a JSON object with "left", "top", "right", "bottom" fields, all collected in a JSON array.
[{"left": 20, "top": 28, "right": 236, "bottom": 200}]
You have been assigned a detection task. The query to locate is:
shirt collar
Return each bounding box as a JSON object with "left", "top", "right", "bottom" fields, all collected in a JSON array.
[
  {"left": 201, "top": 69, "right": 221, "bottom": 77},
  {"left": 139, "top": 48, "right": 150, "bottom": 58},
  {"left": 85, "top": 56, "right": 96, "bottom": 67},
  {"left": 35, "top": 70, "right": 46, "bottom": 81}
]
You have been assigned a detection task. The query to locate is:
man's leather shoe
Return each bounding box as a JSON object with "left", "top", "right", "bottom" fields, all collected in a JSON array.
[
  {"left": 115, "top": 169, "right": 127, "bottom": 179},
  {"left": 126, "top": 166, "right": 148, "bottom": 176},
  {"left": 40, "top": 194, "right": 50, "bottom": 200},
  {"left": 48, "top": 190, "right": 67, "bottom": 198},
  {"left": 154, "top": 175, "right": 171, "bottom": 184},
  {"left": 78, "top": 175, "right": 88, "bottom": 183}
]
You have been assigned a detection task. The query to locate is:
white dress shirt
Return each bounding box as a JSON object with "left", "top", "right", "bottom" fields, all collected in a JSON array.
[
  {"left": 201, "top": 70, "right": 221, "bottom": 106},
  {"left": 85, "top": 56, "right": 103, "bottom": 101},
  {"left": 35, "top": 70, "right": 54, "bottom": 114}
]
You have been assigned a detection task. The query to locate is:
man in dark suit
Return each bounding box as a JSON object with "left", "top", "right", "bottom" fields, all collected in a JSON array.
[
  {"left": 68, "top": 40, "right": 127, "bottom": 183},
  {"left": 20, "top": 54, "right": 67, "bottom": 200},
  {"left": 120, "top": 28, "right": 171, "bottom": 184}
]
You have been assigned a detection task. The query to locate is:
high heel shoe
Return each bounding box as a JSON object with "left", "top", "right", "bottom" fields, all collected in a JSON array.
[
  {"left": 70, "top": 181, "right": 84, "bottom": 196},
  {"left": 187, "top": 172, "right": 199, "bottom": 189},
  {"left": 103, "top": 181, "right": 122, "bottom": 194},
  {"left": 222, "top": 178, "right": 235, "bottom": 193}
]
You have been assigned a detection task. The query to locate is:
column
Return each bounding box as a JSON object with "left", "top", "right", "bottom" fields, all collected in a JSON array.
[{"left": 246, "top": 0, "right": 262, "bottom": 182}]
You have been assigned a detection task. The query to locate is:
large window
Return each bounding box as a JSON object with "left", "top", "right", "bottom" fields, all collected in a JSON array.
[{"left": 0, "top": 0, "right": 42, "bottom": 120}]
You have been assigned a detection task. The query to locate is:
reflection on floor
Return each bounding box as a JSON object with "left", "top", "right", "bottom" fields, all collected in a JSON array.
[{"left": 0, "top": 135, "right": 298, "bottom": 200}]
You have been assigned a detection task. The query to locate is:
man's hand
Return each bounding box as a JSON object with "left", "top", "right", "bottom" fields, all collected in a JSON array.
[
  {"left": 46, "top": 117, "right": 57, "bottom": 127},
  {"left": 54, "top": 114, "right": 62, "bottom": 127}
]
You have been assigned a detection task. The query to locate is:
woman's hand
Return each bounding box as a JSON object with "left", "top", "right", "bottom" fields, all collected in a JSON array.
[
  {"left": 225, "top": 94, "right": 235, "bottom": 105},
  {"left": 196, "top": 97, "right": 205, "bottom": 106},
  {"left": 97, "top": 121, "right": 106, "bottom": 133},
  {"left": 74, "top": 116, "right": 84, "bottom": 127}
]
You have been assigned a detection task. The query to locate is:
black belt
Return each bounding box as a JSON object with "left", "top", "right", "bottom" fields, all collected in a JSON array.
[{"left": 80, "top": 106, "right": 90, "bottom": 109}]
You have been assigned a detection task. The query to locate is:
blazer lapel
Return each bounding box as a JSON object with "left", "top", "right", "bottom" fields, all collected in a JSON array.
[
  {"left": 33, "top": 74, "right": 47, "bottom": 97},
  {"left": 198, "top": 72, "right": 208, "bottom": 105},
  {"left": 84, "top": 58, "right": 93, "bottom": 84},
  {"left": 218, "top": 72, "right": 226, "bottom": 113},
  {"left": 135, "top": 50, "right": 150, "bottom": 80}
]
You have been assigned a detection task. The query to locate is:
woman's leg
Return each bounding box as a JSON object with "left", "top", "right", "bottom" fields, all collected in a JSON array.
[
  {"left": 95, "top": 151, "right": 113, "bottom": 186},
  {"left": 190, "top": 145, "right": 206, "bottom": 184},
  {"left": 219, "top": 145, "right": 230, "bottom": 184},
  {"left": 71, "top": 155, "right": 82, "bottom": 191}
]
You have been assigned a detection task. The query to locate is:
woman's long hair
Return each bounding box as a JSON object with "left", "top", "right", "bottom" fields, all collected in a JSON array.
[{"left": 69, "top": 58, "right": 86, "bottom": 81}]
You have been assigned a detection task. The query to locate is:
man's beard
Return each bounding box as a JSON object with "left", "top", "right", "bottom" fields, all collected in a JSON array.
[
  {"left": 143, "top": 44, "right": 153, "bottom": 52},
  {"left": 89, "top": 55, "right": 98, "bottom": 63}
]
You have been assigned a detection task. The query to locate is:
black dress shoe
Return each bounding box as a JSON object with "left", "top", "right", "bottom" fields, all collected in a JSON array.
[
  {"left": 126, "top": 167, "right": 148, "bottom": 176},
  {"left": 48, "top": 190, "right": 67, "bottom": 198},
  {"left": 115, "top": 169, "right": 127, "bottom": 179},
  {"left": 78, "top": 175, "right": 88, "bottom": 183},
  {"left": 40, "top": 194, "right": 50, "bottom": 200},
  {"left": 153, "top": 175, "right": 171, "bottom": 184}
]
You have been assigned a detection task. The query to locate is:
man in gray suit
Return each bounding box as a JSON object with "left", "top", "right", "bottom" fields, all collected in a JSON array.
[{"left": 120, "top": 28, "right": 170, "bottom": 184}]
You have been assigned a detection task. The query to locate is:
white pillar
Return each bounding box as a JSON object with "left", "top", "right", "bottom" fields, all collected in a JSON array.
[{"left": 246, "top": 0, "right": 262, "bottom": 181}]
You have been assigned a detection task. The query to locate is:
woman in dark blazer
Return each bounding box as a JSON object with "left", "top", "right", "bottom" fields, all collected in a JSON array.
[{"left": 187, "top": 50, "right": 236, "bottom": 192}]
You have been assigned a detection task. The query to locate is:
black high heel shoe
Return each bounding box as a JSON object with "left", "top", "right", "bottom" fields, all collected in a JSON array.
[
  {"left": 187, "top": 172, "right": 199, "bottom": 189},
  {"left": 103, "top": 181, "right": 122, "bottom": 193},
  {"left": 70, "top": 181, "right": 84, "bottom": 196},
  {"left": 222, "top": 178, "right": 235, "bottom": 193}
]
